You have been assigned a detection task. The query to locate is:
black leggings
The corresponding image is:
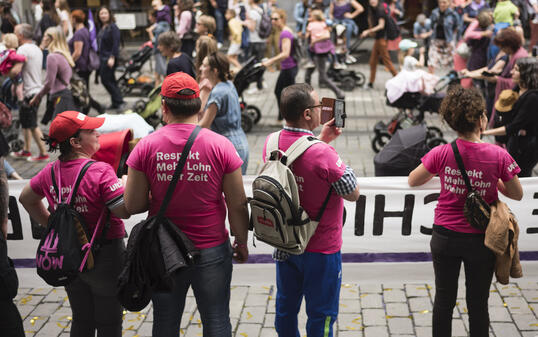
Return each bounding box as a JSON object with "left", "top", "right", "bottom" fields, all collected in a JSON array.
[
  {"left": 430, "top": 226, "right": 495, "bottom": 337},
  {"left": 304, "top": 53, "right": 342, "bottom": 97},
  {"left": 274, "top": 66, "right": 298, "bottom": 120},
  {"left": 65, "top": 240, "right": 125, "bottom": 337}
]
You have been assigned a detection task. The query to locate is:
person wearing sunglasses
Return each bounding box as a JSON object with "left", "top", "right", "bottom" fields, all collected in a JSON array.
[{"left": 262, "top": 9, "right": 298, "bottom": 121}]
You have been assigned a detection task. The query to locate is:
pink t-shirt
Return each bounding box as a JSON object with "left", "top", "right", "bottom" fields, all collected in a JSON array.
[
  {"left": 422, "top": 139, "right": 520, "bottom": 233},
  {"left": 307, "top": 21, "right": 334, "bottom": 54},
  {"left": 262, "top": 130, "right": 347, "bottom": 254},
  {"left": 126, "top": 123, "right": 243, "bottom": 249},
  {"left": 30, "top": 159, "right": 126, "bottom": 239}
]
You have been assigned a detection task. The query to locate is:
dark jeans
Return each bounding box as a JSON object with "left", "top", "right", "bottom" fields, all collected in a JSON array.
[
  {"left": 65, "top": 240, "right": 125, "bottom": 337},
  {"left": 214, "top": 8, "right": 226, "bottom": 43},
  {"left": 0, "top": 301, "right": 24, "bottom": 337},
  {"left": 78, "top": 70, "right": 104, "bottom": 115},
  {"left": 275, "top": 66, "right": 298, "bottom": 120},
  {"left": 248, "top": 42, "right": 266, "bottom": 89},
  {"left": 430, "top": 226, "right": 495, "bottom": 337},
  {"left": 152, "top": 241, "right": 233, "bottom": 337},
  {"left": 99, "top": 63, "right": 124, "bottom": 107},
  {"left": 304, "top": 53, "right": 343, "bottom": 97}
]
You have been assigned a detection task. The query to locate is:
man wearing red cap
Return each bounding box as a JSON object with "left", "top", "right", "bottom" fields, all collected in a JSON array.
[
  {"left": 19, "top": 110, "right": 130, "bottom": 337},
  {"left": 124, "top": 72, "right": 250, "bottom": 336}
]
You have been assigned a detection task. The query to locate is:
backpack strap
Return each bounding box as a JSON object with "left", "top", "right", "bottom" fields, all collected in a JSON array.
[
  {"left": 265, "top": 131, "right": 281, "bottom": 162},
  {"left": 283, "top": 135, "right": 322, "bottom": 166},
  {"left": 156, "top": 125, "right": 201, "bottom": 220},
  {"left": 51, "top": 160, "right": 95, "bottom": 204},
  {"left": 450, "top": 140, "right": 473, "bottom": 193}
]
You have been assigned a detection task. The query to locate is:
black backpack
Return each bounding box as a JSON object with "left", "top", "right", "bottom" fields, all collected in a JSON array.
[
  {"left": 383, "top": 3, "right": 400, "bottom": 41},
  {"left": 36, "top": 160, "right": 107, "bottom": 287}
]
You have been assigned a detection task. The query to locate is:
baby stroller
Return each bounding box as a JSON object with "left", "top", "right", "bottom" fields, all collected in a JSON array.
[
  {"left": 0, "top": 78, "right": 23, "bottom": 153},
  {"left": 327, "top": 66, "right": 366, "bottom": 92},
  {"left": 132, "top": 85, "right": 162, "bottom": 128},
  {"left": 116, "top": 41, "right": 155, "bottom": 97},
  {"left": 233, "top": 57, "right": 265, "bottom": 132},
  {"left": 370, "top": 70, "right": 462, "bottom": 153}
]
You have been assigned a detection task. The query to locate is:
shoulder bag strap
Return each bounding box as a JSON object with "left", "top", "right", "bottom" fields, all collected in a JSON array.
[
  {"left": 314, "top": 186, "right": 333, "bottom": 222},
  {"left": 450, "top": 140, "right": 473, "bottom": 193},
  {"left": 284, "top": 135, "right": 322, "bottom": 166},
  {"left": 156, "top": 125, "right": 201, "bottom": 220}
]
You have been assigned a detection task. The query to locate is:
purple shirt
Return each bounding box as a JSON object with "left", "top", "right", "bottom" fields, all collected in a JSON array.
[
  {"left": 333, "top": 2, "right": 352, "bottom": 19},
  {"left": 280, "top": 29, "right": 296, "bottom": 70},
  {"left": 69, "top": 27, "right": 91, "bottom": 72},
  {"left": 36, "top": 52, "right": 72, "bottom": 99}
]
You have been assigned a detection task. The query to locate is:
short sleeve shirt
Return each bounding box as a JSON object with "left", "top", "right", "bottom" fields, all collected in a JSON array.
[
  {"left": 370, "top": 6, "right": 388, "bottom": 39},
  {"left": 205, "top": 81, "right": 243, "bottom": 135},
  {"left": 30, "top": 159, "right": 126, "bottom": 239},
  {"left": 166, "top": 53, "right": 195, "bottom": 77},
  {"left": 126, "top": 124, "right": 243, "bottom": 249},
  {"left": 262, "top": 130, "right": 347, "bottom": 253},
  {"left": 17, "top": 43, "right": 43, "bottom": 97},
  {"left": 421, "top": 139, "right": 520, "bottom": 233},
  {"left": 493, "top": 1, "right": 519, "bottom": 25},
  {"left": 279, "top": 29, "right": 296, "bottom": 70},
  {"left": 68, "top": 27, "right": 91, "bottom": 72}
]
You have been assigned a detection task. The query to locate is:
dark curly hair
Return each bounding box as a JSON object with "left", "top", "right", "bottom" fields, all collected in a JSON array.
[
  {"left": 43, "top": 130, "right": 81, "bottom": 161},
  {"left": 516, "top": 57, "right": 538, "bottom": 90},
  {"left": 493, "top": 27, "right": 522, "bottom": 54},
  {"left": 439, "top": 86, "right": 485, "bottom": 134}
]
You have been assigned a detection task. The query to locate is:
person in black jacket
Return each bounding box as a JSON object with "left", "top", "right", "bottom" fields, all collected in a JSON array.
[
  {"left": 97, "top": 6, "right": 125, "bottom": 111},
  {"left": 483, "top": 57, "right": 538, "bottom": 176},
  {"left": 0, "top": 131, "right": 24, "bottom": 337}
]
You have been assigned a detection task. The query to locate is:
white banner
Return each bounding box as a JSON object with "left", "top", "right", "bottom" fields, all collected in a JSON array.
[{"left": 5, "top": 177, "right": 538, "bottom": 263}]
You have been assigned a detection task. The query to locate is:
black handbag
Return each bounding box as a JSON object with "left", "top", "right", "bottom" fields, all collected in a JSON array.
[{"left": 451, "top": 141, "right": 491, "bottom": 231}]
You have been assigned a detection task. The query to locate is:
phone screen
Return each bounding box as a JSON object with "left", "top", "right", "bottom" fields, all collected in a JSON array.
[{"left": 334, "top": 100, "right": 345, "bottom": 128}]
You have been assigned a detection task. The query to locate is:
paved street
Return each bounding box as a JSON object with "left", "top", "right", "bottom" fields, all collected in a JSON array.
[{"left": 6, "top": 47, "right": 538, "bottom": 336}]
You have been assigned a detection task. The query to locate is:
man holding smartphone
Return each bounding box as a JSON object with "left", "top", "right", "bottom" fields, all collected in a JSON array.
[{"left": 261, "top": 84, "right": 360, "bottom": 337}]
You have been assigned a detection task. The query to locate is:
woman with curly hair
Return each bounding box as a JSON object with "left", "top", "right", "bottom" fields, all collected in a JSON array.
[
  {"left": 408, "top": 85, "right": 522, "bottom": 337},
  {"left": 483, "top": 57, "right": 538, "bottom": 176},
  {"left": 199, "top": 52, "right": 249, "bottom": 174}
]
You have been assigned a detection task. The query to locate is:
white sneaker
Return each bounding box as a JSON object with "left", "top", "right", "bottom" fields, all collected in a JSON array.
[
  {"left": 345, "top": 54, "right": 357, "bottom": 64},
  {"left": 304, "top": 61, "right": 315, "bottom": 69},
  {"left": 217, "top": 42, "right": 223, "bottom": 49},
  {"left": 333, "top": 62, "right": 347, "bottom": 70}
]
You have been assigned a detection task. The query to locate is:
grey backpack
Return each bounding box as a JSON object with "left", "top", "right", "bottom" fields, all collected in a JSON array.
[{"left": 249, "top": 132, "right": 332, "bottom": 254}]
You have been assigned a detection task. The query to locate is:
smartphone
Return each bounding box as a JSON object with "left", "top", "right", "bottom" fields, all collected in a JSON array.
[
  {"left": 482, "top": 71, "right": 494, "bottom": 77},
  {"left": 320, "top": 97, "right": 346, "bottom": 128}
]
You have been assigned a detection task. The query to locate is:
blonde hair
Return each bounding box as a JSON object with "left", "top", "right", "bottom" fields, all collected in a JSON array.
[
  {"left": 2, "top": 33, "right": 18, "bottom": 49},
  {"left": 44, "top": 26, "right": 75, "bottom": 67},
  {"left": 198, "top": 15, "right": 216, "bottom": 34},
  {"left": 310, "top": 9, "right": 325, "bottom": 22},
  {"left": 274, "top": 8, "right": 287, "bottom": 22}
]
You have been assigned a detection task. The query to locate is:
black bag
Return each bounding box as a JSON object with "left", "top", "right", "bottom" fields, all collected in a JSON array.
[
  {"left": 291, "top": 36, "right": 306, "bottom": 63},
  {"left": 451, "top": 141, "right": 491, "bottom": 231},
  {"left": 257, "top": 4, "right": 272, "bottom": 39},
  {"left": 58, "top": 71, "right": 91, "bottom": 109},
  {"left": 383, "top": 3, "right": 401, "bottom": 41},
  {"left": 118, "top": 126, "right": 202, "bottom": 312},
  {"left": 36, "top": 160, "right": 107, "bottom": 287}
]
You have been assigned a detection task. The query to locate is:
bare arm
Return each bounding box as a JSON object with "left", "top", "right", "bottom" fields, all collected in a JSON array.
[
  {"left": 408, "top": 163, "right": 435, "bottom": 187},
  {"left": 262, "top": 35, "right": 291, "bottom": 68},
  {"left": 110, "top": 201, "right": 131, "bottom": 219},
  {"left": 482, "top": 126, "right": 506, "bottom": 136},
  {"left": 198, "top": 103, "right": 218, "bottom": 129},
  {"left": 498, "top": 176, "right": 523, "bottom": 200},
  {"left": 124, "top": 167, "right": 150, "bottom": 214},
  {"left": 8, "top": 62, "right": 23, "bottom": 79},
  {"left": 19, "top": 184, "right": 50, "bottom": 227},
  {"left": 347, "top": 0, "right": 364, "bottom": 19},
  {"left": 361, "top": 17, "right": 385, "bottom": 37},
  {"left": 222, "top": 168, "right": 249, "bottom": 263},
  {"left": 0, "top": 159, "right": 7, "bottom": 238},
  {"left": 72, "top": 41, "right": 83, "bottom": 62}
]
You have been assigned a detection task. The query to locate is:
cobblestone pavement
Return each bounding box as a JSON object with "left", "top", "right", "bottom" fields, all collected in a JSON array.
[{"left": 8, "top": 48, "right": 538, "bottom": 336}]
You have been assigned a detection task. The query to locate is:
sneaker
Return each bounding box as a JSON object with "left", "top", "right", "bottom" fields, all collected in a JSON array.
[
  {"left": 304, "top": 61, "right": 315, "bottom": 69},
  {"left": 11, "top": 150, "right": 31, "bottom": 158},
  {"left": 217, "top": 42, "right": 223, "bottom": 49},
  {"left": 345, "top": 54, "right": 357, "bottom": 64},
  {"left": 27, "top": 154, "right": 50, "bottom": 162},
  {"left": 363, "top": 82, "right": 373, "bottom": 90},
  {"left": 333, "top": 62, "right": 347, "bottom": 70}
]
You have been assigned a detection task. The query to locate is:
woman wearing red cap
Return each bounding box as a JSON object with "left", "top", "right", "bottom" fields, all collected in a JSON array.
[
  {"left": 19, "top": 111, "right": 130, "bottom": 337},
  {"left": 125, "top": 72, "right": 249, "bottom": 337}
]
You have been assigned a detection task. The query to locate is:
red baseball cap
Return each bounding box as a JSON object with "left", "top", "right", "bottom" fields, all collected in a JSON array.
[
  {"left": 49, "top": 111, "right": 105, "bottom": 142},
  {"left": 161, "top": 72, "right": 200, "bottom": 100}
]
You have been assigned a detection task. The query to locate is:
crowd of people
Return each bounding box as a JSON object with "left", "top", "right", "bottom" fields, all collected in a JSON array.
[{"left": 0, "top": 0, "right": 536, "bottom": 336}]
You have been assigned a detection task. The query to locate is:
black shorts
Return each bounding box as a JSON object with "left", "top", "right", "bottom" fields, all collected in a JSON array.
[{"left": 19, "top": 95, "right": 38, "bottom": 129}]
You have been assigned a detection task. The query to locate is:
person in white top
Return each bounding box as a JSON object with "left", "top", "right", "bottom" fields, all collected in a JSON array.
[
  {"left": 55, "top": 0, "right": 73, "bottom": 41},
  {"left": 12, "top": 24, "right": 49, "bottom": 162}
]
